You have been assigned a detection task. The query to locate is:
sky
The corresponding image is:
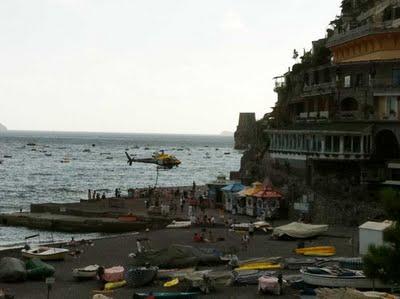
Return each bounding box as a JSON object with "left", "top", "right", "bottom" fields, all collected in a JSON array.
[{"left": 0, "top": 0, "right": 342, "bottom": 134}]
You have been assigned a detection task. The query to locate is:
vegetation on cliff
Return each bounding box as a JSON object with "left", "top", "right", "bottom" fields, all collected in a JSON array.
[{"left": 363, "top": 188, "right": 400, "bottom": 284}]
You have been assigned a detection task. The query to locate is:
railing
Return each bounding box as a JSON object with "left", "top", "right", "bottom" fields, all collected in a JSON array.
[
  {"left": 303, "top": 82, "right": 336, "bottom": 93},
  {"left": 327, "top": 22, "right": 387, "bottom": 47},
  {"left": 340, "top": 110, "right": 359, "bottom": 119},
  {"left": 296, "top": 111, "right": 329, "bottom": 121},
  {"left": 370, "top": 78, "right": 400, "bottom": 89}
]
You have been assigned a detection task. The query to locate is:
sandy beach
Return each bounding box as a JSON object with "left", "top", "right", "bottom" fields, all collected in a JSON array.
[{"left": 0, "top": 212, "right": 357, "bottom": 299}]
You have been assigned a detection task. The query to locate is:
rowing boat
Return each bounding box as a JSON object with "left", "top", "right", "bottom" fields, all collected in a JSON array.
[{"left": 21, "top": 247, "right": 69, "bottom": 261}]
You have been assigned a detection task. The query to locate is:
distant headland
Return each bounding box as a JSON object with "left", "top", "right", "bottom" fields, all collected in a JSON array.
[
  {"left": 220, "top": 131, "right": 233, "bottom": 137},
  {"left": 0, "top": 123, "right": 7, "bottom": 132}
]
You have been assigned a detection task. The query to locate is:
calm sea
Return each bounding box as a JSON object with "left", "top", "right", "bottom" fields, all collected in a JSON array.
[{"left": 0, "top": 131, "right": 241, "bottom": 248}]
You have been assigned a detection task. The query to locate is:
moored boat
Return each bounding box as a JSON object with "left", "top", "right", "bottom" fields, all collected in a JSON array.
[
  {"left": 72, "top": 264, "right": 99, "bottom": 280},
  {"left": 133, "top": 292, "right": 199, "bottom": 299},
  {"left": 301, "top": 267, "right": 392, "bottom": 289},
  {"left": 21, "top": 247, "right": 69, "bottom": 261},
  {"left": 295, "top": 246, "right": 336, "bottom": 257}
]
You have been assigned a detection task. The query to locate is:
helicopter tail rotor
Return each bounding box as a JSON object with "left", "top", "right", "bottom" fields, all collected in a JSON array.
[{"left": 125, "top": 152, "right": 134, "bottom": 166}]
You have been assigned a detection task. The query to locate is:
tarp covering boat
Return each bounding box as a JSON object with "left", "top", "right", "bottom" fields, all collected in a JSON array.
[
  {"left": 0, "top": 257, "right": 27, "bottom": 282},
  {"left": 258, "top": 276, "right": 281, "bottom": 295},
  {"left": 125, "top": 266, "right": 158, "bottom": 287},
  {"left": 272, "top": 222, "right": 328, "bottom": 239},
  {"left": 232, "top": 270, "right": 275, "bottom": 285},
  {"left": 131, "top": 245, "right": 222, "bottom": 269},
  {"left": 25, "top": 258, "right": 55, "bottom": 280}
]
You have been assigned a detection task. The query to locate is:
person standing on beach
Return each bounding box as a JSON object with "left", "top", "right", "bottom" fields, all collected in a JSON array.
[
  {"left": 88, "top": 189, "right": 91, "bottom": 200},
  {"left": 241, "top": 233, "right": 250, "bottom": 251}
]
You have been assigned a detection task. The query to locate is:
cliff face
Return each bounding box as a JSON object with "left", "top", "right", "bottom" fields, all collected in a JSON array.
[
  {"left": 234, "top": 113, "right": 257, "bottom": 150},
  {"left": 0, "top": 123, "right": 7, "bottom": 131}
]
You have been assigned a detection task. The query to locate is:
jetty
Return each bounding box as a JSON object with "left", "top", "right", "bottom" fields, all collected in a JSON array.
[{"left": 0, "top": 186, "right": 205, "bottom": 233}]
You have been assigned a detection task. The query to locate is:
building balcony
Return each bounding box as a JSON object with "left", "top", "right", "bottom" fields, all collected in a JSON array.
[
  {"left": 370, "top": 79, "right": 400, "bottom": 95},
  {"left": 302, "top": 82, "right": 336, "bottom": 97},
  {"left": 296, "top": 111, "right": 329, "bottom": 122},
  {"left": 326, "top": 21, "right": 393, "bottom": 48},
  {"left": 339, "top": 110, "right": 360, "bottom": 120}
]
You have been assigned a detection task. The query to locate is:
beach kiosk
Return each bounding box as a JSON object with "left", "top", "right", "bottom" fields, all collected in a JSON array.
[
  {"left": 359, "top": 220, "right": 392, "bottom": 255},
  {"left": 206, "top": 175, "right": 232, "bottom": 209},
  {"left": 241, "top": 182, "right": 263, "bottom": 217},
  {"left": 253, "top": 186, "right": 283, "bottom": 218},
  {"left": 221, "top": 183, "right": 245, "bottom": 214}
]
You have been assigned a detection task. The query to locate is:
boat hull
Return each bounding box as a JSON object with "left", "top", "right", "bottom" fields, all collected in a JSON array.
[
  {"left": 21, "top": 248, "right": 69, "bottom": 261},
  {"left": 301, "top": 269, "right": 391, "bottom": 289}
]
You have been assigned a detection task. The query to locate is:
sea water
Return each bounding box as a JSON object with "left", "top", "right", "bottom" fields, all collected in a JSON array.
[{"left": 0, "top": 131, "right": 241, "bottom": 248}]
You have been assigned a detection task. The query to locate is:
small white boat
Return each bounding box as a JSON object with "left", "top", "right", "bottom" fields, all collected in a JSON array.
[
  {"left": 301, "top": 267, "right": 391, "bottom": 289},
  {"left": 21, "top": 247, "right": 69, "bottom": 261},
  {"left": 166, "top": 221, "right": 191, "bottom": 229},
  {"left": 73, "top": 264, "right": 99, "bottom": 280}
]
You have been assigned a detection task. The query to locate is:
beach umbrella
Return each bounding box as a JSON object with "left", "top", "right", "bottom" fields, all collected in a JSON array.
[
  {"left": 221, "top": 183, "right": 245, "bottom": 193},
  {"left": 238, "top": 182, "right": 264, "bottom": 197},
  {"left": 254, "top": 186, "right": 283, "bottom": 199}
]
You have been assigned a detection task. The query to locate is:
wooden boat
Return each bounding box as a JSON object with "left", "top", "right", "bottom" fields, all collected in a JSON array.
[
  {"left": 72, "top": 264, "right": 99, "bottom": 280},
  {"left": 164, "top": 278, "right": 179, "bottom": 287},
  {"left": 118, "top": 214, "right": 138, "bottom": 222},
  {"left": 295, "top": 246, "right": 336, "bottom": 257},
  {"left": 166, "top": 221, "right": 191, "bottom": 229},
  {"left": 301, "top": 267, "right": 392, "bottom": 289},
  {"left": 21, "top": 247, "right": 69, "bottom": 260},
  {"left": 133, "top": 292, "right": 199, "bottom": 299},
  {"left": 235, "top": 262, "right": 282, "bottom": 271},
  {"left": 104, "top": 280, "right": 126, "bottom": 290}
]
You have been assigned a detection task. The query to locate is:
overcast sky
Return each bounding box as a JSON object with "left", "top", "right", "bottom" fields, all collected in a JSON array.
[{"left": 0, "top": 0, "right": 341, "bottom": 134}]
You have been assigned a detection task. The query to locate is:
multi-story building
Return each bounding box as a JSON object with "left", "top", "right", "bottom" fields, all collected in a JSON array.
[{"left": 266, "top": 0, "right": 400, "bottom": 184}]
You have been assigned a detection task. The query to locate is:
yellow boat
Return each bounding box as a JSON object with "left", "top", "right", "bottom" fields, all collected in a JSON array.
[
  {"left": 295, "top": 246, "right": 336, "bottom": 257},
  {"left": 164, "top": 278, "right": 179, "bottom": 287},
  {"left": 104, "top": 280, "right": 127, "bottom": 290},
  {"left": 235, "top": 262, "right": 282, "bottom": 271}
]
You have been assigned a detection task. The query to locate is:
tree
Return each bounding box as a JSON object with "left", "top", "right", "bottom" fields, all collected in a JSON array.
[{"left": 363, "top": 188, "right": 400, "bottom": 284}]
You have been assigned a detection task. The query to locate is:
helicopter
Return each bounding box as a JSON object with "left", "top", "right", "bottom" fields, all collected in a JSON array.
[{"left": 125, "top": 150, "right": 181, "bottom": 169}]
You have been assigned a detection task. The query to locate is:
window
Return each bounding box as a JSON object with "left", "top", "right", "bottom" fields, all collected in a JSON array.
[
  {"left": 355, "top": 74, "right": 363, "bottom": 87},
  {"left": 344, "top": 136, "right": 352, "bottom": 152},
  {"left": 386, "top": 96, "right": 398, "bottom": 118},
  {"left": 353, "top": 136, "right": 361, "bottom": 153},
  {"left": 333, "top": 136, "right": 340, "bottom": 152},
  {"left": 313, "top": 71, "right": 320, "bottom": 85},
  {"left": 344, "top": 75, "right": 352, "bottom": 88},
  {"left": 325, "top": 136, "right": 332, "bottom": 152},
  {"left": 393, "top": 69, "right": 400, "bottom": 86}
]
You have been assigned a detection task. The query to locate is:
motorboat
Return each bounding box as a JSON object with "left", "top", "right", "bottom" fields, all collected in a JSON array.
[{"left": 21, "top": 247, "right": 69, "bottom": 261}]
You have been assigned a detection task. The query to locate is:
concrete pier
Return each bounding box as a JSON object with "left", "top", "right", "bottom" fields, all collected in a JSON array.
[{"left": 0, "top": 212, "right": 169, "bottom": 233}]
